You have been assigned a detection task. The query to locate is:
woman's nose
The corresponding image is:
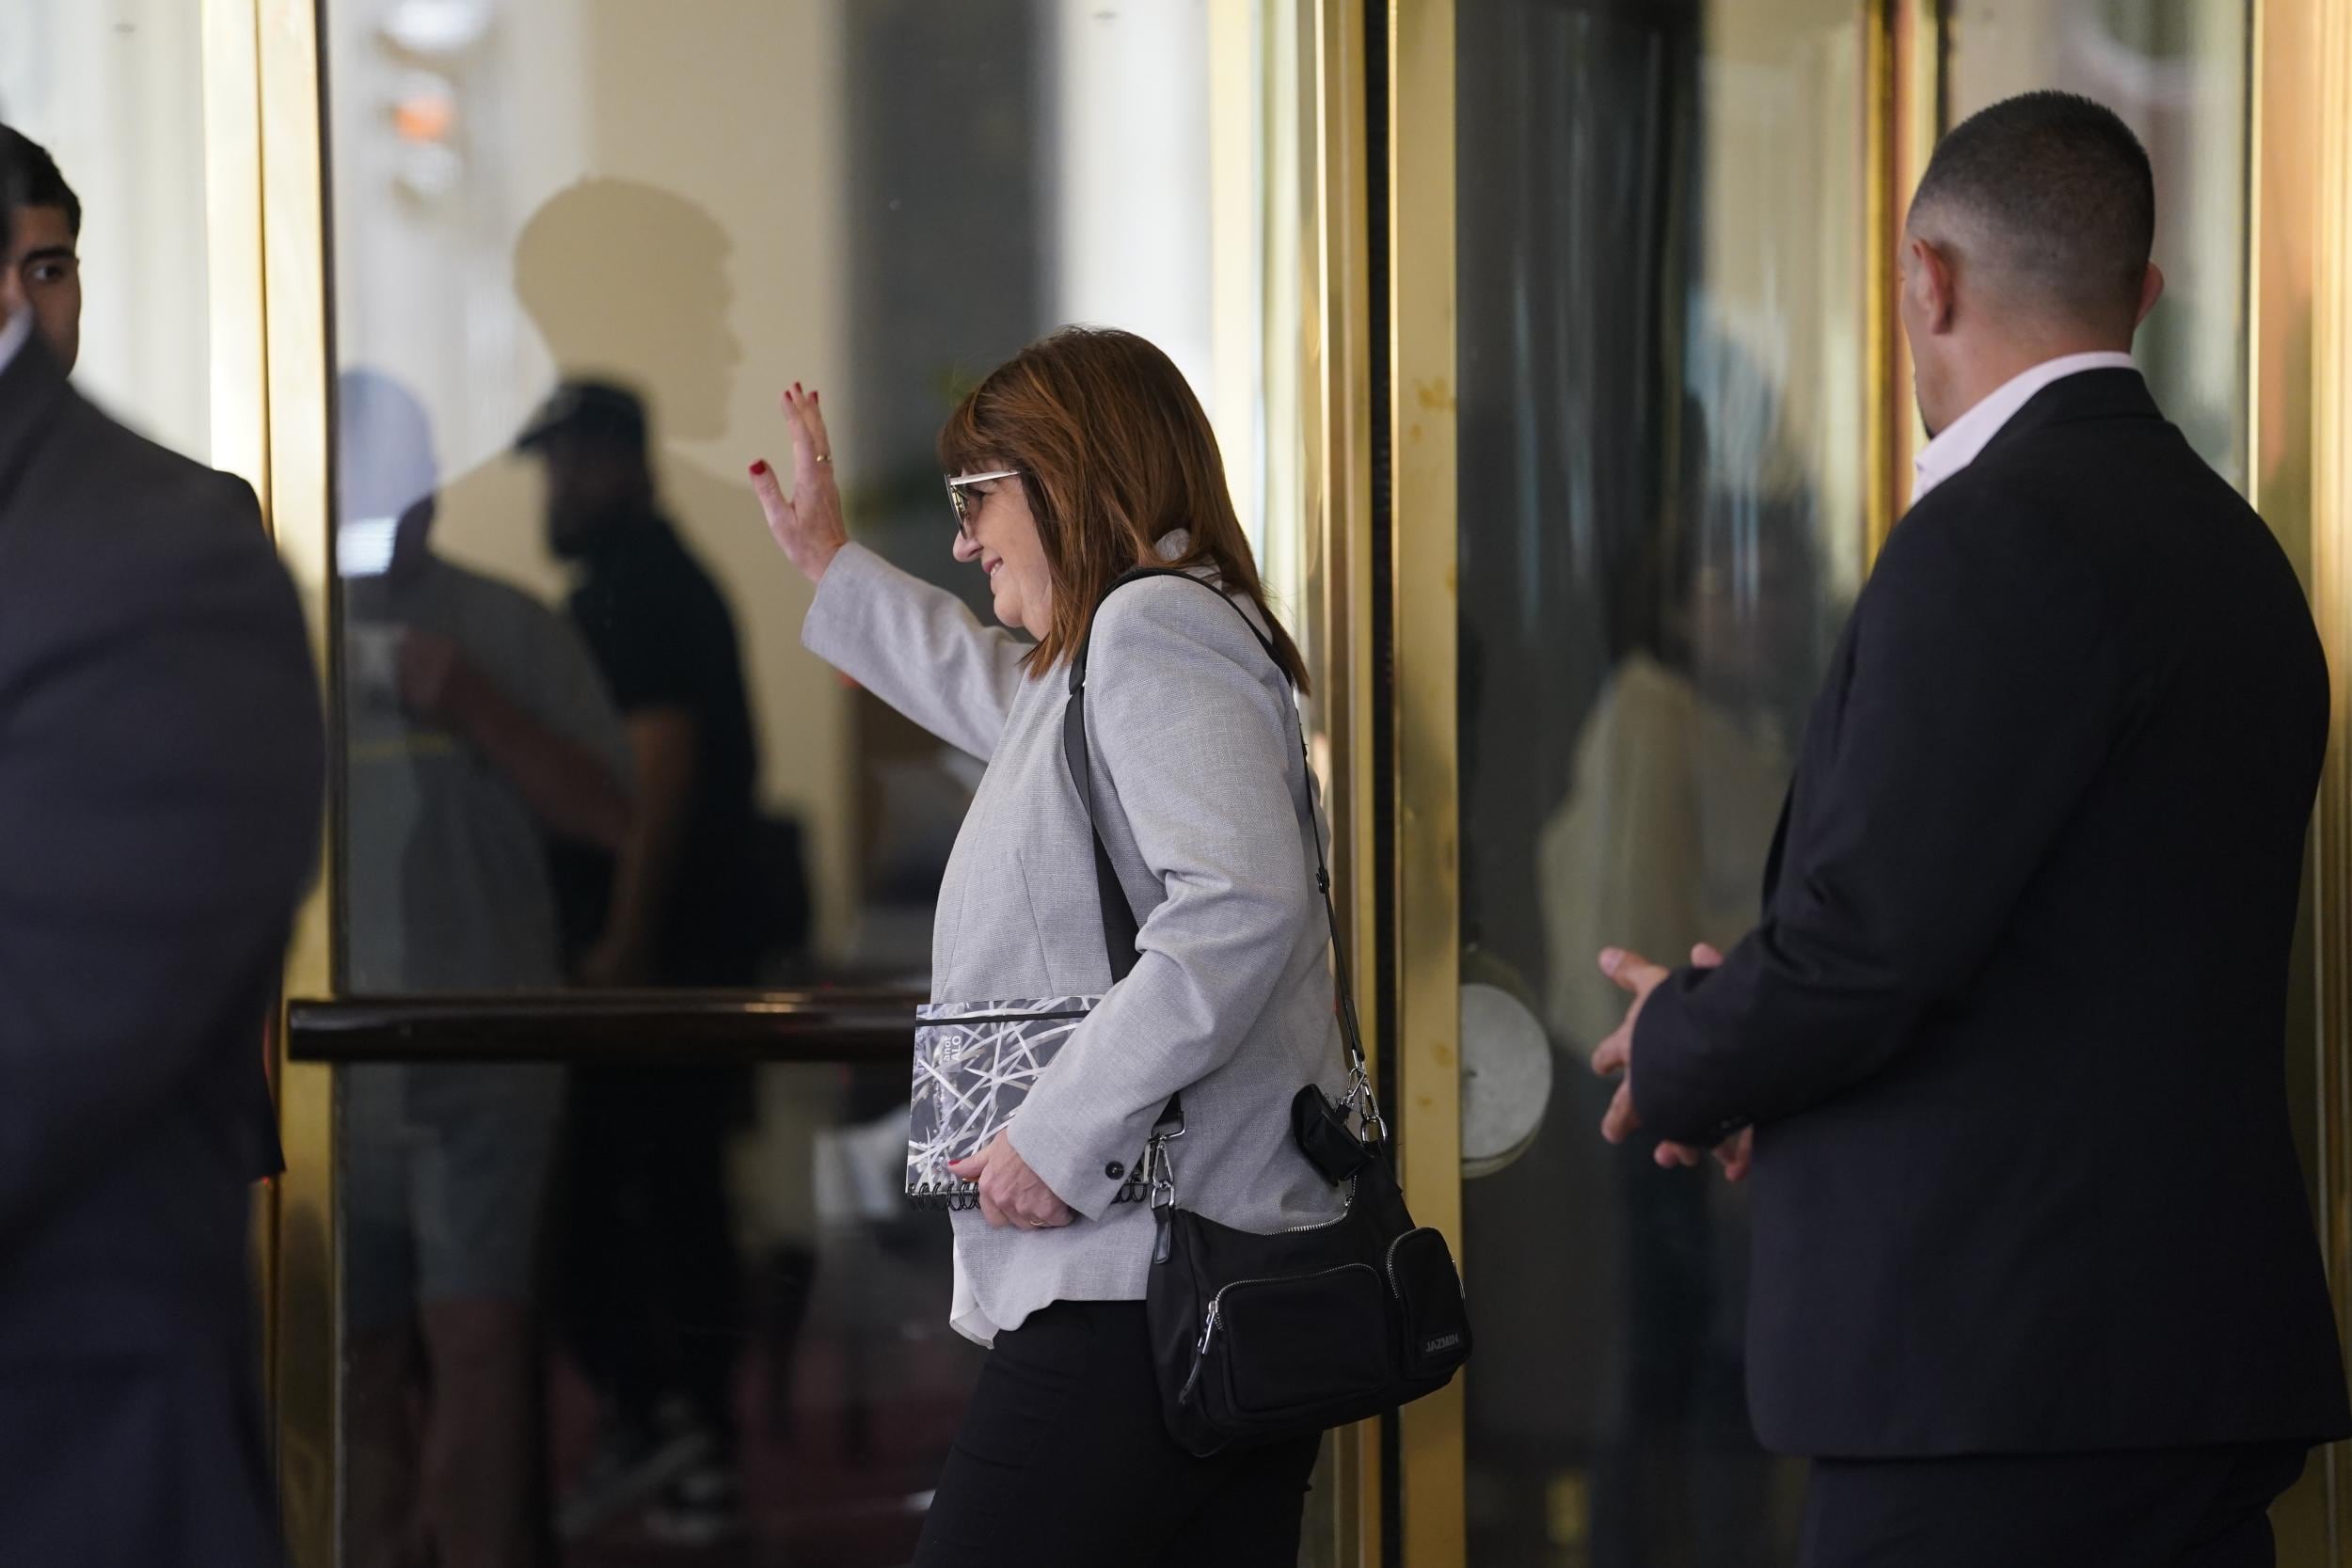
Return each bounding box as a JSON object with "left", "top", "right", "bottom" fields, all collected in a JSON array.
[{"left": 951, "top": 528, "right": 981, "bottom": 565}]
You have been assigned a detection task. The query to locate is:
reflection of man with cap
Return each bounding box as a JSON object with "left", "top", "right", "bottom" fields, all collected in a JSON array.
[
  {"left": 337, "top": 368, "right": 634, "bottom": 1568},
  {"left": 516, "top": 377, "right": 763, "bottom": 989},
  {"left": 519, "top": 376, "right": 763, "bottom": 1545},
  {"left": 517, "top": 381, "right": 656, "bottom": 560}
]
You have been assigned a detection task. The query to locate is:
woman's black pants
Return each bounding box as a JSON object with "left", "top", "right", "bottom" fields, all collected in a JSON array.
[{"left": 914, "top": 1300, "right": 1324, "bottom": 1565}]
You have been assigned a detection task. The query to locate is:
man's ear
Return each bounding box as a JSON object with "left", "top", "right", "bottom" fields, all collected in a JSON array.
[
  {"left": 1904, "top": 233, "right": 1957, "bottom": 336},
  {"left": 2135, "top": 261, "right": 2166, "bottom": 329}
]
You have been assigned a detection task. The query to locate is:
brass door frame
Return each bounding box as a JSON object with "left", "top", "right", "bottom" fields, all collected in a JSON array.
[
  {"left": 1383, "top": 1, "right": 1465, "bottom": 1560},
  {"left": 250, "top": 0, "right": 337, "bottom": 1559},
  {"left": 2325, "top": 0, "right": 2352, "bottom": 1542},
  {"left": 1866, "top": 0, "right": 1946, "bottom": 561},
  {"left": 1302, "top": 0, "right": 1384, "bottom": 1560},
  {"left": 192, "top": 0, "right": 336, "bottom": 1558},
  {"left": 2258, "top": 0, "right": 2352, "bottom": 1553}
]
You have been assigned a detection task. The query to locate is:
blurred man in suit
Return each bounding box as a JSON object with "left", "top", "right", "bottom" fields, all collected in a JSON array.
[
  {"left": 0, "top": 132, "right": 324, "bottom": 1564},
  {"left": 1593, "top": 91, "right": 2351, "bottom": 1566},
  {"left": 0, "top": 126, "right": 81, "bottom": 372}
]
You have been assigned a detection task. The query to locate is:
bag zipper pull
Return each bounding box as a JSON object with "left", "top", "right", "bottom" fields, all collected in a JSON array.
[{"left": 1178, "top": 1298, "right": 1222, "bottom": 1406}]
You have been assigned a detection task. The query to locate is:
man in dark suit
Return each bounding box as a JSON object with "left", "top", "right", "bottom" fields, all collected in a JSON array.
[
  {"left": 1592, "top": 91, "right": 2352, "bottom": 1565},
  {"left": 0, "top": 139, "right": 324, "bottom": 1563}
]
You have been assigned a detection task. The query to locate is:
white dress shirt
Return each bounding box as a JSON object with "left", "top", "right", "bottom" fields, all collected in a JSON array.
[
  {"left": 0, "top": 307, "right": 31, "bottom": 379},
  {"left": 1910, "top": 351, "right": 2137, "bottom": 504}
]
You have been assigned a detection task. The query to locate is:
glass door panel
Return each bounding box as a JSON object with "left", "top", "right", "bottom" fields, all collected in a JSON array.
[
  {"left": 1453, "top": 0, "right": 1872, "bottom": 1559},
  {"left": 314, "top": 2, "right": 1304, "bottom": 1561}
]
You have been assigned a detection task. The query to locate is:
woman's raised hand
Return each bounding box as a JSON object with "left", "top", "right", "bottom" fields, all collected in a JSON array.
[{"left": 750, "top": 383, "right": 849, "bottom": 584}]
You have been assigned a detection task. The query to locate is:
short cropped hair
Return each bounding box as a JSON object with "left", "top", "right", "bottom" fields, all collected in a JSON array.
[
  {"left": 1909, "top": 90, "right": 2153, "bottom": 328},
  {"left": 0, "top": 125, "right": 82, "bottom": 237}
]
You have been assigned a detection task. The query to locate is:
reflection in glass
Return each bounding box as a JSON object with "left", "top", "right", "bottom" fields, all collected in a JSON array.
[
  {"left": 1455, "top": 0, "right": 1867, "bottom": 1560},
  {"left": 323, "top": 2, "right": 1297, "bottom": 1560},
  {"left": 338, "top": 364, "right": 632, "bottom": 1568},
  {"left": 1946, "top": 0, "right": 2249, "bottom": 483},
  {"left": 342, "top": 1063, "right": 984, "bottom": 1562}
]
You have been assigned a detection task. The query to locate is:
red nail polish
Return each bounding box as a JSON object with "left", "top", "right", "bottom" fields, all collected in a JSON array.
[{"left": 749, "top": 460, "right": 768, "bottom": 476}]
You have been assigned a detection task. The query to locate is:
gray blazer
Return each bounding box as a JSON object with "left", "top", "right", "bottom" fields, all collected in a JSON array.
[{"left": 802, "top": 536, "right": 1349, "bottom": 1343}]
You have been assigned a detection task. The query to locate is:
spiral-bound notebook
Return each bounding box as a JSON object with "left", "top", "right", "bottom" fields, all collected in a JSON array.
[{"left": 906, "top": 995, "right": 1148, "bottom": 1209}]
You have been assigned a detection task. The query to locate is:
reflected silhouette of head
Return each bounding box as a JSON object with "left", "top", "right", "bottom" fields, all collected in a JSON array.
[
  {"left": 513, "top": 179, "right": 740, "bottom": 441},
  {"left": 337, "top": 367, "right": 440, "bottom": 580}
]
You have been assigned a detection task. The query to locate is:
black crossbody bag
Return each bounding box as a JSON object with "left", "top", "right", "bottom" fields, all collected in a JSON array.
[{"left": 1065, "top": 568, "right": 1472, "bottom": 1456}]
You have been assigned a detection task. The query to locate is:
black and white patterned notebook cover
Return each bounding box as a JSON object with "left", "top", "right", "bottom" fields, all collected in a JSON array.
[{"left": 906, "top": 996, "right": 1099, "bottom": 1205}]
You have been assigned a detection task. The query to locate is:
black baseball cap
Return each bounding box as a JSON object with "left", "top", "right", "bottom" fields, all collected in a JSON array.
[{"left": 514, "top": 378, "right": 648, "bottom": 453}]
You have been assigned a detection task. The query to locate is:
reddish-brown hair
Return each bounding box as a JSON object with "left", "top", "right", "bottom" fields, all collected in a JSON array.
[{"left": 938, "top": 326, "right": 1310, "bottom": 691}]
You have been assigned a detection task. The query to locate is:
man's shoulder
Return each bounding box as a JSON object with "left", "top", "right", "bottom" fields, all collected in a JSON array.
[
  {"left": 1901, "top": 404, "right": 2260, "bottom": 577},
  {"left": 1888, "top": 410, "right": 2182, "bottom": 561},
  {"left": 25, "top": 390, "right": 263, "bottom": 541},
  {"left": 1874, "top": 470, "right": 2048, "bottom": 587},
  {"left": 1947, "top": 395, "right": 2233, "bottom": 516},
  {"left": 0, "top": 393, "right": 294, "bottom": 663}
]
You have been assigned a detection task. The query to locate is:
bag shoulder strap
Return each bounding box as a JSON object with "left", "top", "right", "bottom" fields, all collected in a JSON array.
[{"left": 1061, "top": 567, "right": 1374, "bottom": 1120}]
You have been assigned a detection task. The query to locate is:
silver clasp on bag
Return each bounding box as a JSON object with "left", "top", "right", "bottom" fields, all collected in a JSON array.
[
  {"left": 1342, "top": 1065, "right": 1388, "bottom": 1148},
  {"left": 1143, "top": 1133, "right": 1180, "bottom": 1209},
  {"left": 1143, "top": 1102, "right": 1185, "bottom": 1209}
]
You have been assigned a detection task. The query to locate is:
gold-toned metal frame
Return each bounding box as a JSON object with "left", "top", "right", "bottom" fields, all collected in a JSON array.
[
  {"left": 1301, "top": 0, "right": 1384, "bottom": 1561},
  {"left": 2318, "top": 8, "right": 2352, "bottom": 1545},
  {"left": 1866, "top": 0, "right": 1945, "bottom": 560},
  {"left": 200, "top": 0, "right": 272, "bottom": 1385},
  {"left": 1383, "top": 2, "right": 1466, "bottom": 1562},
  {"left": 252, "top": 0, "right": 338, "bottom": 1560},
  {"left": 2256, "top": 0, "right": 2352, "bottom": 1555},
  {"left": 198, "top": 0, "right": 335, "bottom": 1562}
]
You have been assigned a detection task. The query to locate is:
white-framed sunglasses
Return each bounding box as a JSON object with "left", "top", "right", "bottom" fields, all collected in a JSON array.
[{"left": 945, "top": 468, "right": 1021, "bottom": 540}]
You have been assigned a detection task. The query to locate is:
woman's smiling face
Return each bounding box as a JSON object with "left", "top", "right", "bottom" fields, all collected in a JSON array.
[{"left": 951, "top": 472, "right": 1054, "bottom": 640}]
